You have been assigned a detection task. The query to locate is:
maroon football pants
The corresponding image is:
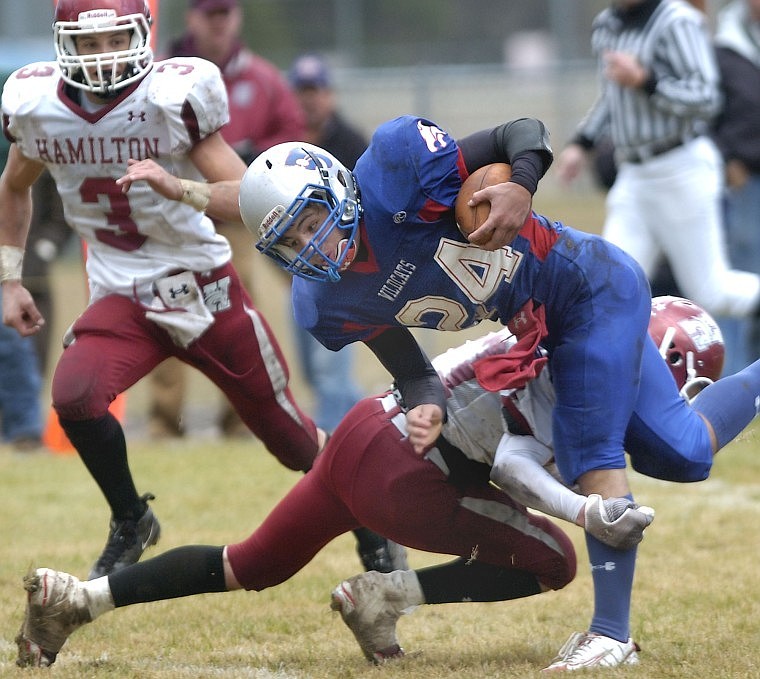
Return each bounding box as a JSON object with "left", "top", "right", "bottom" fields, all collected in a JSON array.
[
  {"left": 227, "top": 396, "right": 576, "bottom": 591},
  {"left": 51, "top": 262, "right": 318, "bottom": 471}
]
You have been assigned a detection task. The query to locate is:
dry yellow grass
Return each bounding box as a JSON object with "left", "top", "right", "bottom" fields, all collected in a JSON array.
[{"left": 1, "top": 427, "right": 759, "bottom": 678}]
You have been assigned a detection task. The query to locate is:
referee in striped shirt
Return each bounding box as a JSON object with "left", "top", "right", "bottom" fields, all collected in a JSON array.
[{"left": 555, "top": 0, "right": 760, "bottom": 321}]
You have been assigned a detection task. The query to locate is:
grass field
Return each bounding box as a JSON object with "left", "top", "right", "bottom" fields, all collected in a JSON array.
[{"left": 1, "top": 427, "right": 759, "bottom": 678}]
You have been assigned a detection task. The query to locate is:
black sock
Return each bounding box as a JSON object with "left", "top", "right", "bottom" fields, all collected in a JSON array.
[
  {"left": 59, "top": 413, "right": 142, "bottom": 519},
  {"left": 416, "top": 558, "right": 541, "bottom": 604},
  {"left": 109, "top": 546, "right": 227, "bottom": 606},
  {"left": 352, "top": 527, "right": 386, "bottom": 553}
]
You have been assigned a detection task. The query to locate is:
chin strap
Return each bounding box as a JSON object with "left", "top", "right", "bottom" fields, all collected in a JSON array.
[
  {"left": 680, "top": 351, "right": 713, "bottom": 402},
  {"left": 336, "top": 237, "right": 357, "bottom": 272}
]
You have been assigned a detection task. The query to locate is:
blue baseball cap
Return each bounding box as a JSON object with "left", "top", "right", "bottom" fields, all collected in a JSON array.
[{"left": 288, "top": 53, "right": 332, "bottom": 89}]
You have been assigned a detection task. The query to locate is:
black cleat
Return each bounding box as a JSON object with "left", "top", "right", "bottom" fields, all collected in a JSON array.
[{"left": 88, "top": 493, "right": 161, "bottom": 579}]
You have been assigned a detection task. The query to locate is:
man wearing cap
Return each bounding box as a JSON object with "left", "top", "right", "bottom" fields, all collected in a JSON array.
[
  {"left": 288, "top": 53, "right": 368, "bottom": 172},
  {"left": 283, "top": 52, "right": 368, "bottom": 435},
  {"left": 154, "top": 0, "right": 306, "bottom": 439},
  {"left": 168, "top": 0, "right": 305, "bottom": 165}
]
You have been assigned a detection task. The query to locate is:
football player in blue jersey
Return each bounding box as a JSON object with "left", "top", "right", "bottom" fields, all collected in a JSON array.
[{"left": 236, "top": 116, "right": 760, "bottom": 670}]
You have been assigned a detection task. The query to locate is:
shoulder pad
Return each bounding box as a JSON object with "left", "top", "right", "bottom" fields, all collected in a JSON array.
[
  {"left": 148, "top": 57, "right": 229, "bottom": 136},
  {"left": 2, "top": 62, "right": 60, "bottom": 118}
]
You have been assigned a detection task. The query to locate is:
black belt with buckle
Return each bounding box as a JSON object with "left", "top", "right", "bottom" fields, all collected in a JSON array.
[{"left": 623, "top": 137, "right": 691, "bottom": 164}]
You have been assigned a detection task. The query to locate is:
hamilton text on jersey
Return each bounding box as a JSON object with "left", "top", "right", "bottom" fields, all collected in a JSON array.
[{"left": 35, "top": 135, "right": 160, "bottom": 165}]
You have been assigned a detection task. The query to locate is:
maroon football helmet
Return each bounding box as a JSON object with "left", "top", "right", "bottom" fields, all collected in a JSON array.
[
  {"left": 54, "top": 0, "right": 153, "bottom": 96},
  {"left": 649, "top": 296, "right": 725, "bottom": 401}
]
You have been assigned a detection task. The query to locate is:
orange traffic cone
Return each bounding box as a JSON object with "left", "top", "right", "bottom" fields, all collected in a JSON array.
[{"left": 43, "top": 393, "right": 128, "bottom": 455}]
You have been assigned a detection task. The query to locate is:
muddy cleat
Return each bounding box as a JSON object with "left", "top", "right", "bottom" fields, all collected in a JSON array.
[
  {"left": 330, "top": 571, "right": 413, "bottom": 663},
  {"left": 16, "top": 568, "right": 93, "bottom": 667},
  {"left": 353, "top": 527, "right": 409, "bottom": 573},
  {"left": 88, "top": 493, "right": 161, "bottom": 580},
  {"left": 542, "top": 631, "right": 640, "bottom": 672},
  {"left": 584, "top": 494, "right": 654, "bottom": 550}
]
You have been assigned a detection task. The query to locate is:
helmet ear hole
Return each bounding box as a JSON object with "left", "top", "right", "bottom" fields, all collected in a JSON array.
[{"left": 668, "top": 351, "right": 683, "bottom": 367}]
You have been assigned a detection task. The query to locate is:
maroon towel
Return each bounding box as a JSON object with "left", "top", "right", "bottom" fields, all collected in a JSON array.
[{"left": 474, "top": 302, "right": 548, "bottom": 391}]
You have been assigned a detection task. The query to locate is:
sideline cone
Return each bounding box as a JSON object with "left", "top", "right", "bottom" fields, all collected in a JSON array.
[{"left": 43, "top": 393, "right": 127, "bottom": 455}]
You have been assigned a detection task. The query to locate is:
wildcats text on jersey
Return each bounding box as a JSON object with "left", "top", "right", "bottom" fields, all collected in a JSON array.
[
  {"left": 377, "top": 260, "right": 417, "bottom": 302},
  {"left": 35, "top": 135, "right": 159, "bottom": 165}
]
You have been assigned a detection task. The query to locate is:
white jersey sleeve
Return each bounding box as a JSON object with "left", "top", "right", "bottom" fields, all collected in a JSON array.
[
  {"left": 147, "top": 57, "right": 230, "bottom": 156},
  {"left": 434, "top": 329, "right": 515, "bottom": 465},
  {"left": 2, "top": 62, "right": 59, "bottom": 135},
  {"left": 431, "top": 329, "right": 583, "bottom": 525},
  {"left": 507, "top": 365, "right": 556, "bottom": 450},
  {"left": 490, "top": 433, "right": 584, "bottom": 524}
]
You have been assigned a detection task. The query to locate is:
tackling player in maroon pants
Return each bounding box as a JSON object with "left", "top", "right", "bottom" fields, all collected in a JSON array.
[{"left": 15, "top": 329, "right": 578, "bottom": 668}]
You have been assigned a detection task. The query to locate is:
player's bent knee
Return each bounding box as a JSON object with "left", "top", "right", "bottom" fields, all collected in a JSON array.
[{"left": 630, "top": 456, "right": 711, "bottom": 483}]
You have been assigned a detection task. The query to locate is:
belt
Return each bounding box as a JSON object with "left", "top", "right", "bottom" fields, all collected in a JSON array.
[{"left": 621, "top": 136, "right": 693, "bottom": 164}]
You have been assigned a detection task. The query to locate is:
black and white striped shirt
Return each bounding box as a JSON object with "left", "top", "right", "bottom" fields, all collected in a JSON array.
[{"left": 574, "top": 0, "right": 721, "bottom": 163}]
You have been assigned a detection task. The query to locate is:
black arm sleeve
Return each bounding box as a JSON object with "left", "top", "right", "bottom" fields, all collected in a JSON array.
[
  {"left": 364, "top": 326, "right": 447, "bottom": 417},
  {"left": 457, "top": 118, "right": 554, "bottom": 194}
]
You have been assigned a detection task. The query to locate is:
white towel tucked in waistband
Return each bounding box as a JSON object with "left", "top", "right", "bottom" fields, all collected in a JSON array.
[{"left": 144, "top": 271, "right": 215, "bottom": 348}]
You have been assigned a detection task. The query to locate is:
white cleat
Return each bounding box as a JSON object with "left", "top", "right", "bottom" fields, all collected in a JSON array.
[
  {"left": 584, "top": 494, "right": 655, "bottom": 550},
  {"left": 542, "top": 631, "right": 640, "bottom": 672},
  {"left": 330, "top": 571, "right": 409, "bottom": 664},
  {"left": 15, "top": 568, "right": 92, "bottom": 667}
]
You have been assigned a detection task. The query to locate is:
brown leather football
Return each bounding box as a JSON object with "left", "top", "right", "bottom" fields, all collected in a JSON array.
[{"left": 454, "top": 162, "right": 512, "bottom": 237}]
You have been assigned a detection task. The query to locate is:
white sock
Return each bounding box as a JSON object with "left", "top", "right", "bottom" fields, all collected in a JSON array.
[
  {"left": 390, "top": 569, "right": 425, "bottom": 610},
  {"left": 81, "top": 576, "right": 115, "bottom": 620}
]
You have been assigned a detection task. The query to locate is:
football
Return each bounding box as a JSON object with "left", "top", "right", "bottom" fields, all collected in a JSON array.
[{"left": 454, "top": 162, "right": 512, "bottom": 237}]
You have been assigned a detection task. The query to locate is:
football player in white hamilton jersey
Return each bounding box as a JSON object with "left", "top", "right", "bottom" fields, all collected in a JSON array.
[{"left": 0, "top": 0, "right": 403, "bottom": 582}]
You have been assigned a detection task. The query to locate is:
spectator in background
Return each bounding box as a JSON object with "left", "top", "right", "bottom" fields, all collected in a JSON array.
[
  {"left": 286, "top": 53, "right": 365, "bottom": 431},
  {"left": 166, "top": 0, "right": 305, "bottom": 165},
  {"left": 288, "top": 53, "right": 367, "bottom": 170},
  {"left": 0, "top": 285, "right": 43, "bottom": 452},
  {"left": 0, "top": 88, "right": 65, "bottom": 453},
  {"left": 151, "top": 0, "right": 306, "bottom": 438},
  {"left": 554, "top": 0, "right": 760, "bottom": 323},
  {"left": 711, "top": 0, "right": 760, "bottom": 375}
]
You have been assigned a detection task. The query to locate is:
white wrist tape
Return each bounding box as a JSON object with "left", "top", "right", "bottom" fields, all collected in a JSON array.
[
  {"left": 179, "top": 179, "right": 212, "bottom": 212},
  {"left": 0, "top": 245, "right": 24, "bottom": 282}
]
